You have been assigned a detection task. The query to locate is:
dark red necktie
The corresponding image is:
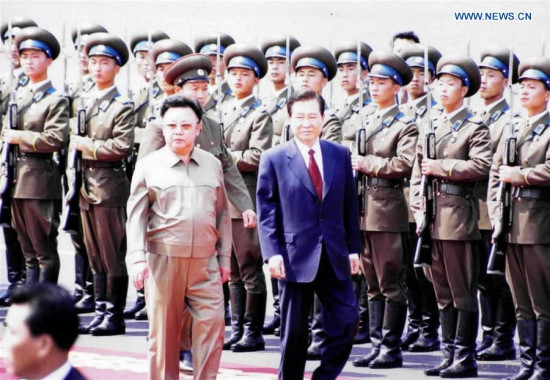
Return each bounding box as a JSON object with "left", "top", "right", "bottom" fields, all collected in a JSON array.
[{"left": 308, "top": 149, "right": 323, "bottom": 201}]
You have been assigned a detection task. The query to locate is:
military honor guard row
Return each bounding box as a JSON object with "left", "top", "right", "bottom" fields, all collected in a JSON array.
[{"left": 1, "top": 16, "right": 550, "bottom": 380}]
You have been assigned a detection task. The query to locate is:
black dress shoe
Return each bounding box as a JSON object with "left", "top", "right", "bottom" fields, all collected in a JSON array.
[
  {"left": 0, "top": 287, "right": 14, "bottom": 307},
  {"left": 231, "top": 334, "right": 265, "bottom": 352},
  {"left": 352, "top": 349, "right": 380, "bottom": 367},
  {"left": 223, "top": 334, "right": 242, "bottom": 350},
  {"left": 439, "top": 363, "right": 477, "bottom": 378},
  {"left": 477, "top": 343, "right": 516, "bottom": 361},
  {"left": 476, "top": 334, "right": 494, "bottom": 353},
  {"left": 274, "top": 327, "right": 280, "bottom": 337},
  {"left": 368, "top": 351, "right": 403, "bottom": 369}
]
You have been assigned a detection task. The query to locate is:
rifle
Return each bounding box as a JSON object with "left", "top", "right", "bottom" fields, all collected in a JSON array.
[
  {"left": 487, "top": 48, "right": 517, "bottom": 275},
  {"left": 355, "top": 41, "right": 367, "bottom": 216},
  {"left": 58, "top": 21, "right": 69, "bottom": 196},
  {"left": 281, "top": 36, "right": 292, "bottom": 143},
  {"left": 414, "top": 44, "right": 435, "bottom": 268},
  {"left": 0, "top": 21, "right": 19, "bottom": 228},
  {"left": 124, "top": 30, "right": 136, "bottom": 182},
  {"left": 62, "top": 26, "right": 86, "bottom": 234},
  {"left": 215, "top": 33, "right": 223, "bottom": 127}
]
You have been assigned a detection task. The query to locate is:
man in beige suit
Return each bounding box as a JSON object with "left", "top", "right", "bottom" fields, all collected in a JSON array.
[
  {"left": 5, "top": 27, "right": 69, "bottom": 284},
  {"left": 71, "top": 32, "right": 134, "bottom": 336},
  {"left": 127, "top": 95, "right": 231, "bottom": 380}
]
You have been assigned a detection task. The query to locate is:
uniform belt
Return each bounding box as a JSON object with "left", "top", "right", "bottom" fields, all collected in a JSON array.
[
  {"left": 366, "top": 177, "right": 402, "bottom": 188},
  {"left": 17, "top": 152, "right": 53, "bottom": 160},
  {"left": 435, "top": 181, "right": 474, "bottom": 198},
  {"left": 512, "top": 187, "right": 550, "bottom": 201},
  {"left": 82, "top": 160, "right": 123, "bottom": 169}
]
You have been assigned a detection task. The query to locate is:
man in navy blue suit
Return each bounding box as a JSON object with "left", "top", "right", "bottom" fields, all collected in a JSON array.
[
  {"left": 3, "top": 283, "right": 86, "bottom": 380},
  {"left": 257, "top": 90, "right": 361, "bottom": 379}
]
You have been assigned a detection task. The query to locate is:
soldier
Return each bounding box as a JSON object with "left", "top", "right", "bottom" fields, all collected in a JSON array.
[
  {"left": 4, "top": 27, "right": 69, "bottom": 284},
  {"left": 0, "top": 16, "right": 36, "bottom": 306},
  {"left": 332, "top": 40, "right": 373, "bottom": 346},
  {"left": 334, "top": 41, "right": 373, "bottom": 150},
  {"left": 123, "top": 38, "right": 192, "bottom": 322},
  {"left": 220, "top": 44, "right": 272, "bottom": 353},
  {"left": 398, "top": 44, "right": 442, "bottom": 353},
  {"left": 410, "top": 56, "right": 491, "bottom": 378},
  {"left": 259, "top": 34, "right": 300, "bottom": 337},
  {"left": 68, "top": 22, "right": 108, "bottom": 314},
  {"left": 71, "top": 32, "right": 134, "bottom": 336},
  {"left": 260, "top": 35, "right": 301, "bottom": 147},
  {"left": 194, "top": 32, "right": 236, "bottom": 120},
  {"left": 291, "top": 45, "right": 342, "bottom": 143},
  {"left": 138, "top": 53, "right": 256, "bottom": 370},
  {"left": 391, "top": 31, "right": 420, "bottom": 55},
  {"left": 129, "top": 29, "right": 169, "bottom": 130},
  {"left": 475, "top": 46, "right": 519, "bottom": 362},
  {"left": 488, "top": 57, "right": 550, "bottom": 380},
  {"left": 0, "top": 17, "right": 37, "bottom": 305},
  {"left": 351, "top": 52, "right": 418, "bottom": 369}
]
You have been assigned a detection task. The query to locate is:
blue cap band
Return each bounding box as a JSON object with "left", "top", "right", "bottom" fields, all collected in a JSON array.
[
  {"left": 519, "top": 69, "right": 550, "bottom": 90},
  {"left": 368, "top": 63, "right": 403, "bottom": 85},
  {"left": 265, "top": 46, "right": 288, "bottom": 59},
  {"left": 19, "top": 39, "right": 52, "bottom": 58},
  {"left": 200, "top": 44, "right": 226, "bottom": 56},
  {"left": 155, "top": 51, "right": 182, "bottom": 65},
  {"left": 228, "top": 56, "right": 260, "bottom": 77},
  {"left": 437, "top": 64, "right": 470, "bottom": 87},
  {"left": 133, "top": 40, "right": 150, "bottom": 54},
  {"left": 296, "top": 57, "right": 329, "bottom": 78},
  {"left": 405, "top": 56, "right": 436, "bottom": 75},
  {"left": 337, "top": 52, "right": 368, "bottom": 71},
  {"left": 89, "top": 44, "right": 122, "bottom": 65},
  {"left": 479, "top": 56, "right": 509, "bottom": 78}
]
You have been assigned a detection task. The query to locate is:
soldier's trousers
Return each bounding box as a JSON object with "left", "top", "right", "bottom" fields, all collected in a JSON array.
[
  {"left": 12, "top": 199, "right": 60, "bottom": 281},
  {"left": 361, "top": 231, "right": 408, "bottom": 305},
  {"left": 428, "top": 240, "right": 479, "bottom": 312},
  {"left": 80, "top": 205, "right": 127, "bottom": 278},
  {"left": 506, "top": 244, "right": 550, "bottom": 321},
  {"left": 229, "top": 220, "right": 266, "bottom": 294}
]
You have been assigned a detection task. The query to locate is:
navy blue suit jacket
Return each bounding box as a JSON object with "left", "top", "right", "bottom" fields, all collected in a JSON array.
[{"left": 257, "top": 139, "right": 361, "bottom": 283}]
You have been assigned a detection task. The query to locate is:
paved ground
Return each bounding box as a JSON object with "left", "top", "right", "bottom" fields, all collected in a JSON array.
[{"left": 0, "top": 229, "right": 521, "bottom": 379}]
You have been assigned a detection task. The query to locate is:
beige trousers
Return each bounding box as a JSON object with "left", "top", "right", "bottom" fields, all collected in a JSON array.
[{"left": 146, "top": 253, "right": 224, "bottom": 380}]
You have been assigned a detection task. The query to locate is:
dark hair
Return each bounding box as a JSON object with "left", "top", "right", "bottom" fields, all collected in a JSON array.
[
  {"left": 160, "top": 94, "right": 204, "bottom": 120},
  {"left": 391, "top": 31, "right": 420, "bottom": 47},
  {"left": 10, "top": 283, "right": 79, "bottom": 351},
  {"left": 287, "top": 90, "right": 325, "bottom": 117}
]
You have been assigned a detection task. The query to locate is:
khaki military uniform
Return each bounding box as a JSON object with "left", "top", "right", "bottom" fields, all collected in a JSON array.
[
  {"left": 264, "top": 86, "right": 290, "bottom": 147},
  {"left": 10, "top": 80, "right": 69, "bottom": 282},
  {"left": 411, "top": 107, "right": 492, "bottom": 312},
  {"left": 204, "top": 80, "right": 234, "bottom": 122},
  {"left": 357, "top": 104, "right": 418, "bottom": 304},
  {"left": 79, "top": 86, "right": 134, "bottom": 282},
  {"left": 336, "top": 92, "right": 372, "bottom": 151},
  {"left": 488, "top": 110, "right": 550, "bottom": 320},
  {"left": 222, "top": 95, "right": 271, "bottom": 293},
  {"left": 133, "top": 79, "right": 163, "bottom": 143}
]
